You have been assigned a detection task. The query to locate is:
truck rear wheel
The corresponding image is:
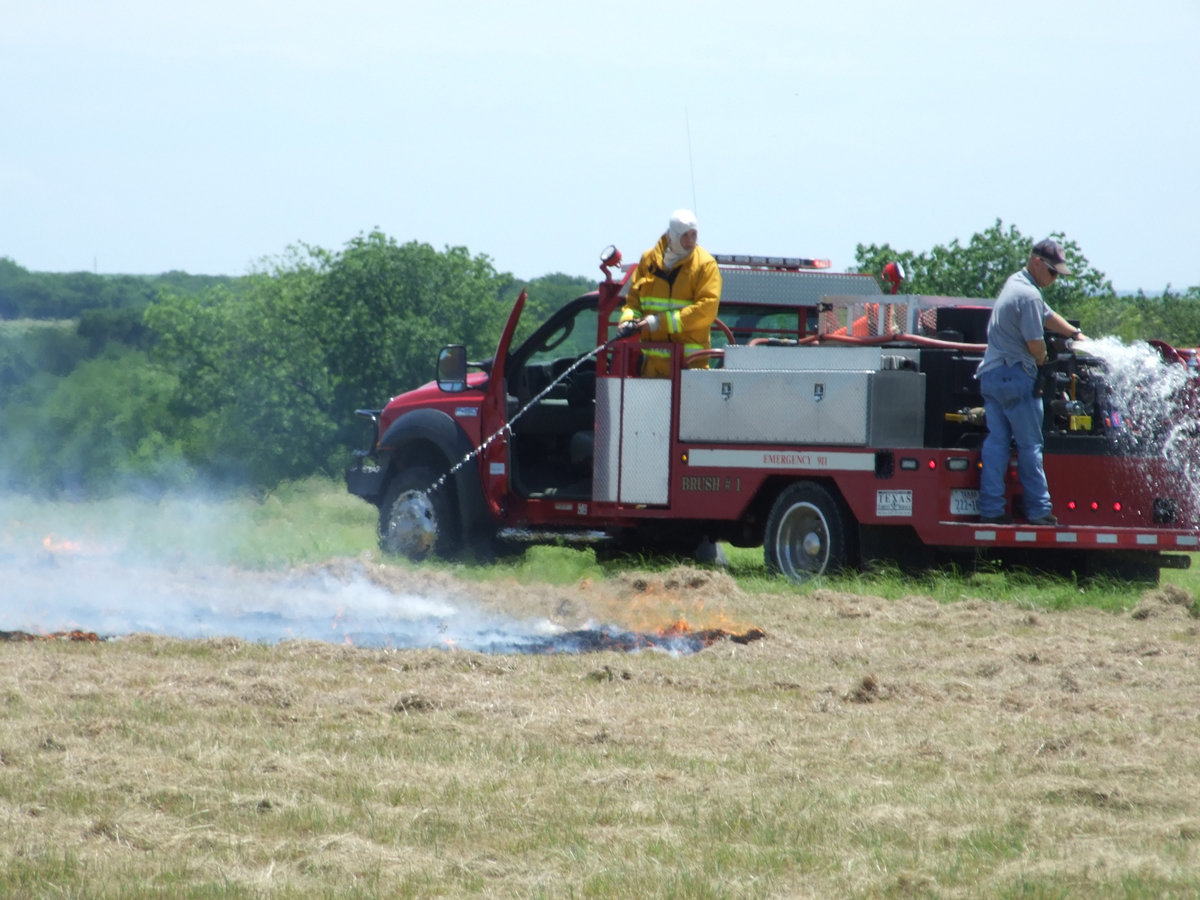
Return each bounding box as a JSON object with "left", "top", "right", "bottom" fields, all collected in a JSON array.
[
  {"left": 764, "top": 482, "right": 855, "bottom": 582},
  {"left": 378, "top": 466, "right": 461, "bottom": 561}
]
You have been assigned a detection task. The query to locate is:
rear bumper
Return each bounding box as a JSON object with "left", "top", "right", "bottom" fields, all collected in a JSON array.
[{"left": 932, "top": 519, "right": 1199, "bottom": 561}]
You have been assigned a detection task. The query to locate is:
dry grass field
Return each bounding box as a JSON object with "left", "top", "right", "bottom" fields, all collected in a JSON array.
[{"left": 3, "top": 559, "right": 1199, "bottom": 898}]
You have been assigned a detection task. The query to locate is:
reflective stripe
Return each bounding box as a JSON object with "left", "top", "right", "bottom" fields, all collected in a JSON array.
[
  {"left": 641, "top": 297, "right": 690, "bottom": 337},
  {"left": 642, "top": 341, "right": 705, "bottom": 359},
  {"left": 641, "top": 296, "right": 691, "bottom": 312},
  {"left": 638, "top": 297, "right": 692, "bottom": 335}
]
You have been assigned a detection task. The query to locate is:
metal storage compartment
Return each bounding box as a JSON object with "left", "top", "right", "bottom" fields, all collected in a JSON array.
[
  {"left": 679, "top": 346, "right": 925, "bottom": 447},
  {"left": 595, "top": 377, "right": 672, "bottom": 504}
]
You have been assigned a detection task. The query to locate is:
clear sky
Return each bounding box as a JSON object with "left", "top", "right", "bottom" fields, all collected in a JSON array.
[{"left": 3, "top": 0, "right": 1197, "bottom": 292}]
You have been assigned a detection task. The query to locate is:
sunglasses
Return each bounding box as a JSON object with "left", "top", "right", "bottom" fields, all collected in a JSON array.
[{"left": 1038, "top": 256, "right": 1060, "bottom": 279}]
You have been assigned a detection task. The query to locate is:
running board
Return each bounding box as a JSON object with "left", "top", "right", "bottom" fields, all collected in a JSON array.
[
  {"left": 496, "top": 528, "right": 611, "bottom": 545},
  {"left": 934, "top": 520, "right": 1197, "bottom": 565}
]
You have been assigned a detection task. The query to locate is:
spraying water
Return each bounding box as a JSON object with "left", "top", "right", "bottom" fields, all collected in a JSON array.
[
  {"left": 1076, "top": 336, "right": 1200, "bottom": 508},
  {"left": 427, "top": 334, "right": 620, "bottom": 495}
]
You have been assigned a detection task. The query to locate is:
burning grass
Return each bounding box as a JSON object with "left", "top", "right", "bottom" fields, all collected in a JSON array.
[
  {"left": 0, "top": 629, "right": 102, "bottom": 642},
  {"left": 2, "top": 560, "right": 1199, "bottom": 898}
]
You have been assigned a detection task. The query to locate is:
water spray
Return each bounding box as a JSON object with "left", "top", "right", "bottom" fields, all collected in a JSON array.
[
  {"left": 427, "top": 331, "right": 626, "bottom": 495},
  {"left": 1077, "top": 336, "right": 1200, "bottom": 505}
]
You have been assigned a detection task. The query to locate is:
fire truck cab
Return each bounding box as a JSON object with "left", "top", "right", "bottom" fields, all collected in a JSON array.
[{"left": 346, "top": 248, "right": 1200, "bottom": 584}]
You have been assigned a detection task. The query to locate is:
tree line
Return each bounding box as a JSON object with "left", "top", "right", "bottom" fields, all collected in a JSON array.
[
  {"left": 0, "top": 222, "right": 1196, "bottom": 497},
  {"left": 853, "top": 219, "right": 1200, "bottom": 346},
  {"left": 0, "top": 233, "right": 590, "bottom": 495}
]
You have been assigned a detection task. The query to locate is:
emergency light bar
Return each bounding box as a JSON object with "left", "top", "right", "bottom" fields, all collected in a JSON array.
[{"left": 715, "top": 254, "right": 832, "bottom": 270}]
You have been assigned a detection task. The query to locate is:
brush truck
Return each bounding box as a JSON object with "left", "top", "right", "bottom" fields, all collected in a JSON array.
[{"left": 345, "top": 248, "right": 1200, "bottom": 584}]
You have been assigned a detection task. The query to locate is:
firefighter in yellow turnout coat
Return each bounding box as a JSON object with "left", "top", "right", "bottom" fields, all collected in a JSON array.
[{"left": 618, "top": 209, "right": 722, "bottom": 378}]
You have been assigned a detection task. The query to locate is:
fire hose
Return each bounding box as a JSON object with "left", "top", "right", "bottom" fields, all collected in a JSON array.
[{"left": 431, "top": 331, "right": 627, "bottom": 493}]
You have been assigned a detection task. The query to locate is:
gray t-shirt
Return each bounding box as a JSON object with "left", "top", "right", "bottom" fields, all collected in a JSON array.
[{"left": 976, "top": 268, "right": 1055, "bottom": 378}]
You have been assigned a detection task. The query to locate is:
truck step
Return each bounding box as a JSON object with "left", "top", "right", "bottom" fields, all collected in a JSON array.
[{"left": 496, "top": 528, "right": 611, "bottom": 545}]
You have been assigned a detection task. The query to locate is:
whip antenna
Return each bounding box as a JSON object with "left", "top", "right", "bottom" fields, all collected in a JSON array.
[{"left": 685, "top": 106, "right": 698, "bottom": 214}]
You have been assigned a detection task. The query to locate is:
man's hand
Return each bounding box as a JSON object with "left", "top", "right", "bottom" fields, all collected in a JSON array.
[{"left": 617, "top": 320, "right": 641, "bottom": 339}]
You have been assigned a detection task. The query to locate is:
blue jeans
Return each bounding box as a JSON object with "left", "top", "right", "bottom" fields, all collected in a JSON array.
[{"left": 978, "top": 364, "right": 1051, "bottom": 520}]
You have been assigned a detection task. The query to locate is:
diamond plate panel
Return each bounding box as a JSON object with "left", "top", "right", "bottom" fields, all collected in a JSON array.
[
  {"left": 679, "top": 369, "right": 924, "bottom": 447},
  {"left": 594, "top": 377, "right": 673, "bottom": 504},
  {"left": 722, "top": 345, "right": 920, "bottom": 372},
  {"left": 619, "top": 379, "right": 672, "bottom": 504},
  {"left": 869, "top": 371, "right": 926, "bottom": 447},
  {"left": 720, "top": 268, "right": 881, "bottom": 307},
  {"left": 680, "top": 370, "right": 870, "bottom": 445},
  {"left": 594, "top": 378, "right": 621, "bottom": 502}
]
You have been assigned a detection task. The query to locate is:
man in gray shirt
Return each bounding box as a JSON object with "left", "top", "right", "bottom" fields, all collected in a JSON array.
[{"left": 975, "top": 238, "right": 1089, "bottom": 525}]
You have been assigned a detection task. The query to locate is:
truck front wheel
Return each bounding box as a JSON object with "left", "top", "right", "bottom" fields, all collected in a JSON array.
[
  {"left": 764, "top": 482, "right": 855, "bottom": 582},
  {"left": 378, "top": 466, "right": 461, "bottom": 561}
]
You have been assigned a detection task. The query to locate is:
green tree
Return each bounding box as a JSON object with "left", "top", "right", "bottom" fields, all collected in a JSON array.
[
  {"left": 146, "top": 262, "right": 334, "bottom": 484},
  {"left": 146, "top": 232, "right": 515, "bottom": 486},
  {"left": 0, "top": 349, "right": 186, "bottom": 495},
  {"left": 854, "top": 219, "right": 1117, "bottom": 335},
  {"left": 1126, "top": 286, "right": 1200, "bottom": 347},
  {"left": 0, "top": 321, "right": 87, "bottom": 394},
  {"left": 304, "top": 232, "right": 514, "bottom": 428},
  {"left": 0, "top": 255, "right": 245, "bottom": 322}
]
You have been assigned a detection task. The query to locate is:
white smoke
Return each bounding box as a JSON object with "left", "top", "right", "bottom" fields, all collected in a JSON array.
[
  {"left": 0, "top": 495, "right": 726, "bottom": 654},
  {"left": 0, "top": 550, "right": 587, "bottom": 651}
]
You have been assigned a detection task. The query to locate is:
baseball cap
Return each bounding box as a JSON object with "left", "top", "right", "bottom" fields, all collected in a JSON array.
[{"left": 1032, "top": 238, "right": 1071, "bottom": 275}]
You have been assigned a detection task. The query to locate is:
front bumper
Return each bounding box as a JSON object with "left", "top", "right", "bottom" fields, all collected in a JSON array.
[
  {"left": 345, "top": 452, "right": 388, "bottom": 501},
  {"left": 346, "top": 408, "right": 387, "bottom": 501}
]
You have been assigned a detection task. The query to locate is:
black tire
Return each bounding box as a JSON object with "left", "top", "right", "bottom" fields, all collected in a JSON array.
[
  {"left": 764, "top": 482, "right": 855, "bottom": 582},
  {"left": 378, "top": 466, "right": 461, "bottom": 561}
]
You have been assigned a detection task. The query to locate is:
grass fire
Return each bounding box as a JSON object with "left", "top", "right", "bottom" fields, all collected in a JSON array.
[{"left": 2, "top": 485, "right": 1199, "bottom": 897}]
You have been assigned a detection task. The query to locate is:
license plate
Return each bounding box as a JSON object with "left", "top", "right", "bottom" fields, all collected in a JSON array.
[
  {"left": 876, "top": 490, "right": 913, "bottom": 517},
  {"left": 950, "top": 489, "right": 980, "bottom": 516}
]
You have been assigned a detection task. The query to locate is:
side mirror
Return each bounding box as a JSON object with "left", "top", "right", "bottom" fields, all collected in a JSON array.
[{"left": 437, "top": 344, "right": 468, "bottom": 392}]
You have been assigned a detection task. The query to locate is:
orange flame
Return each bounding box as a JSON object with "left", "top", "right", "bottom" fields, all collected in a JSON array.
[{"left": 42, "top": 533, "right": 84, "bottom": 554}]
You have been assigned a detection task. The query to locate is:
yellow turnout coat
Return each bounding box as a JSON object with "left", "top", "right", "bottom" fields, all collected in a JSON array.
[{"left": 619, "top": 235, "right": 722, "bottom": 378}]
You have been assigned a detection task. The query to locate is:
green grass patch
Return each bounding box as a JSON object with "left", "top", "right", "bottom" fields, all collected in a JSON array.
[
  {"left": 0, "top": 476, "right": 378, "bottom": 568},
  {"left": 4, "top": 476, "right": 1196, "bottom": 610}
]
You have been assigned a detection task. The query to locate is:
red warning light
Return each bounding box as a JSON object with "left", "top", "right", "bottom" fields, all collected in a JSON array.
[
  {"left": 1067, "top": 500, "right": 1077, "bottom": 510},
  {"left": 1113, "top": 501, "right": 1122, "bottom": 512},
  {"left": 1090, "top": 501, "right": 1100, "bottom": 511},
  {"left": 927, "top": 459, "right": 937, "bottom": 470}
]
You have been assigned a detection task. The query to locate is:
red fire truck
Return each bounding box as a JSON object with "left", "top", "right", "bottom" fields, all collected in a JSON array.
[{"left": 346, "top": 247, "right": 1200, "bottom": 583}]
